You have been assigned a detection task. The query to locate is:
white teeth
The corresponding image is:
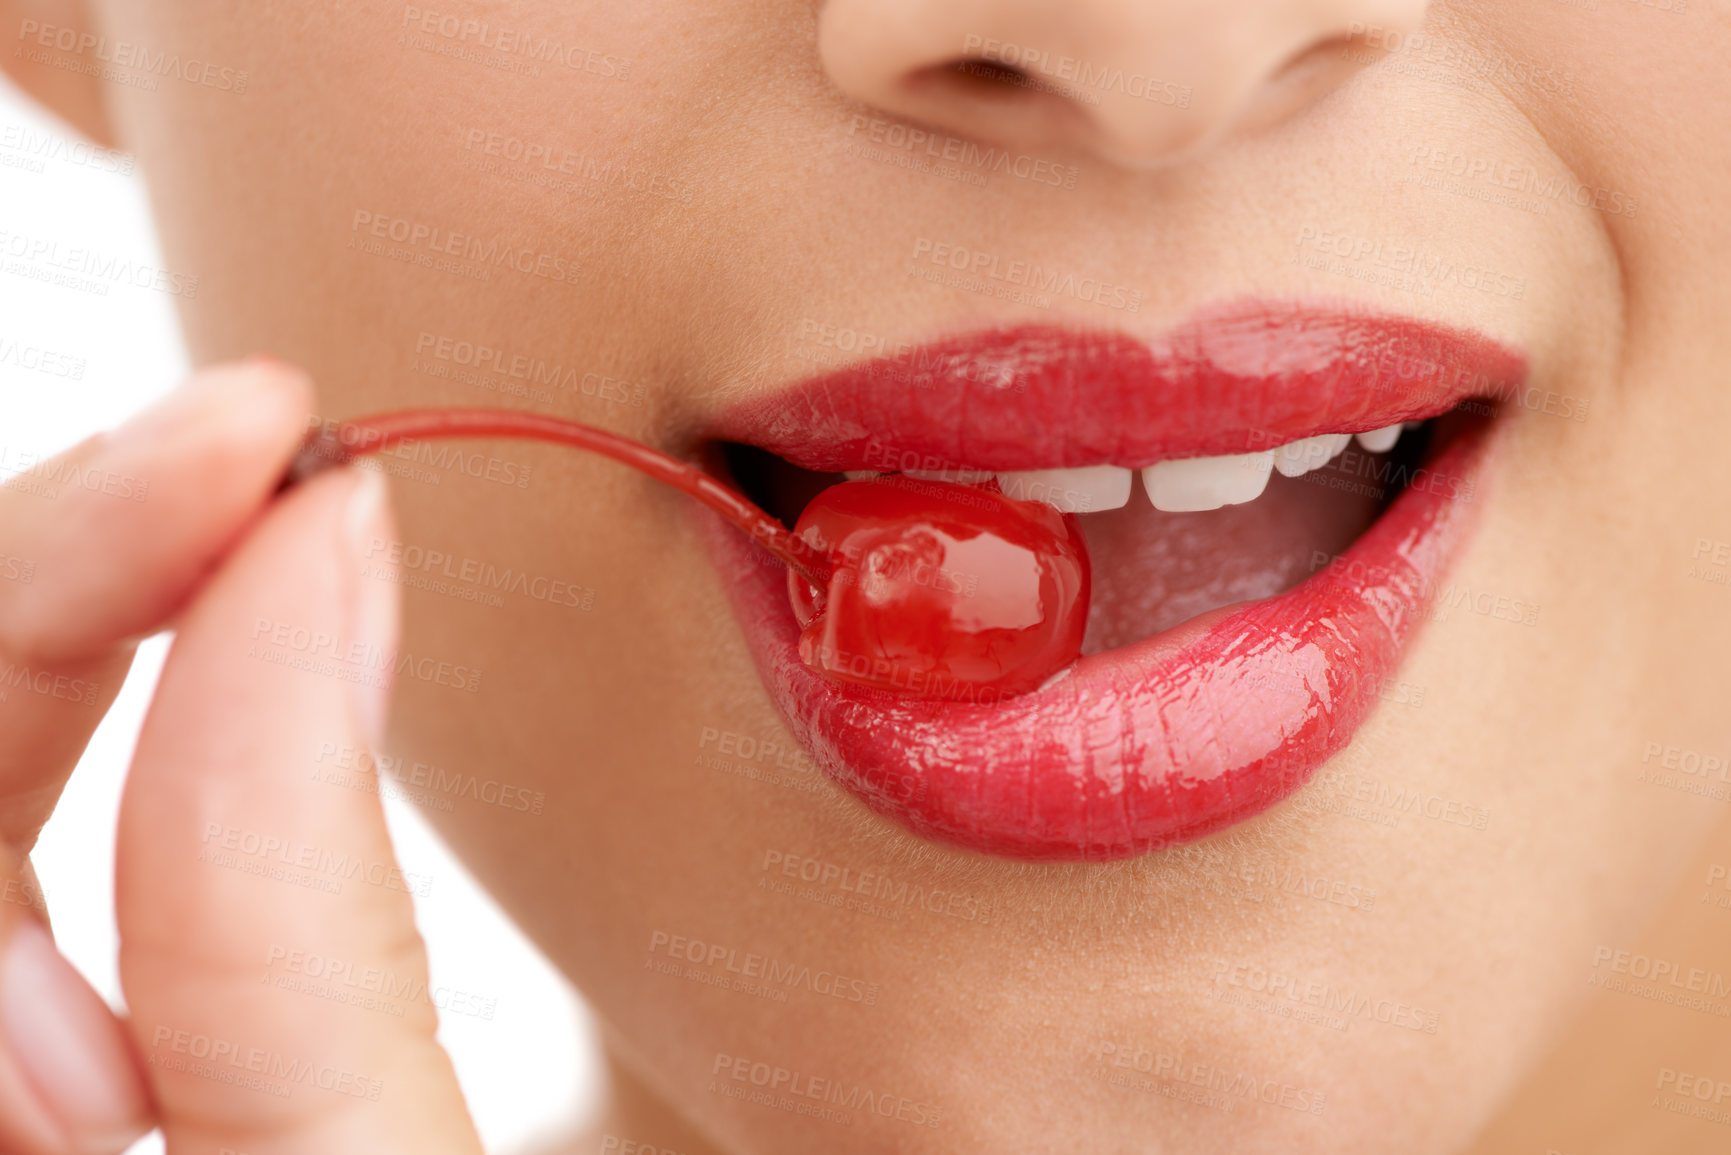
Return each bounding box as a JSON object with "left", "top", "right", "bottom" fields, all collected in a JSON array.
[
  {"left": 1354, "top": 424, "right": 1403, "bottom": 454},
  {"left": 1142, "top": 451, "right": 1276, "bottom": 513},
  {"left": 901, "top": 467, "right": 995, "bottom": 484},
  {"left": 849, "top": 425, "right": 1397, "bottom": 517},
  {"left": 996, "top": 465, "right": 1133, "bottom": 513},
  {"left": 1273, "top": 433, "right": 1351, "bottom": 478},
  {"left": 842, "top": 470, "right": 883, "bottom": 481}
]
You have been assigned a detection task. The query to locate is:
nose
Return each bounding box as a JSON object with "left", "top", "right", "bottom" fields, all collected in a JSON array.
[{"left": 818, "top": 0, "right": 1430, "bottom": 170}]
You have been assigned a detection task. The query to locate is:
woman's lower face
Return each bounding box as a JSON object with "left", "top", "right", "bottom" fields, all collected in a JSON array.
[{"left": 82, "top": 0, "right": 1731, "bottom": 1150}]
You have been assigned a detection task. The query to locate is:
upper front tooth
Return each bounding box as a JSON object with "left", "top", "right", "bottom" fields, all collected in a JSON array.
[
  {"left": 1142, "top": 451, "right": 1276, "bottom": 513},
  {"left": 996, "top": 465, "right": 1133, "bottom": 513},
  {"left": 1273, "top": 433, "right": 1351, "bottom": 477},
  {"left": 1355, "top": 424, "right": 1403, "bottom": 453}
]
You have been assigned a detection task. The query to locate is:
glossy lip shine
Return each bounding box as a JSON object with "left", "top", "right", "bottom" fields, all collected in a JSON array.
[{"left": 706, "top": 302, "right": 1525, "bottom": 861}]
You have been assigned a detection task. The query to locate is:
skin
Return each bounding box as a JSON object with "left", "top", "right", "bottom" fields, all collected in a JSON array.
[{"left": 1, "top": 1, "right": 1729, "bottom": 1152}]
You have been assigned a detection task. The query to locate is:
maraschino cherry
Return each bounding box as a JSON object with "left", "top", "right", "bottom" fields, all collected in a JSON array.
[
  {"left": 291, "top": 408, "right": 1090, "bottom": 700},
  {"left": 787, "top": 477, "right": 1089, "bottom": 700}
]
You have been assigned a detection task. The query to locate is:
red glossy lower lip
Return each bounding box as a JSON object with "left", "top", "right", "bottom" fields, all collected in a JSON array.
[{"left": 701, "top": 427, "right": 1488, "bottom": 862}]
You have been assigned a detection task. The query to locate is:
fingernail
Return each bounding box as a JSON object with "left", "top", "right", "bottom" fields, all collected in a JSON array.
[
  {"left": 1, "top": 920, "right": 151, "bottom": 1153},
  {"left": 341, "top": 469, "right": 400, "bottom": 747}
]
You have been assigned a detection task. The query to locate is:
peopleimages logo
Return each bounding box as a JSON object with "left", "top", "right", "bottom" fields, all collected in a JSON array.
[
  {"left": 1, "top": 228, "right": 200, "bottom": 298},
  {"left": 1209, "top": 959, "right": 1441, "bottom": 1034},
  {"left": 148, "top": 1025, "right": 382, "bottom": 1101},
  {"left": 247, "top": 615, "right": 484, "bottom": 695},
  {"left": 16, "top": 20, "right": 250, "bottom": 92},
  {"left": 1589, "top": 945, "right": 1731, "bottom": 1014},
  {"left": 413, "top": 331, "right": 648, "bottom": 407},
  {"left": 0, "top": 123, "right": 134, "bottom": 175},
  {"left": 845, "top": 116, "right": 1079, "bottom": 189},
  {"left": 0, "top": 659, "right": 99, "bottom": 706},
  {"left": 1409, "top": 145, "right": 1638, "bottom": 219},
  {"left": 399, "top": 6, "right": 630, "bottom": 79},
  {"left": 0, "top": 337, "right": 86, "bottom": 379},
  {"left": 648, "top": 931, "right": 879, "bottom": 1006},
  {"left": 961, "top": 35, "right": 1192, "bottom": 107},
  {"left": 350, "top": 210, "right": 581, "bottom": 285},
  {"left": 909, "top": 237, "right": 1143, "bottom": 313},
  {"left": 710, "top": 1053, "right": 942, "bottom": 1129}
]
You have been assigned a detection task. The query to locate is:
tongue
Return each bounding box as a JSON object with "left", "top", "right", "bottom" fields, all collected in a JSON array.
[{"left": 1078, "top": 471, "right": 1385, "bottom": 655}]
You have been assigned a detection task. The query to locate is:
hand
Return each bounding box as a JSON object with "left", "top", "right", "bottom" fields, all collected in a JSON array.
[{"left": 0, "top": 362, "right": 484, "bottom": 1154}]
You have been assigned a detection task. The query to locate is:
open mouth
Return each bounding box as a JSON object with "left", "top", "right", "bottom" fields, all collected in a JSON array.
[{"left": 699, "top": 300, "right": 1525, "bottom": 862}]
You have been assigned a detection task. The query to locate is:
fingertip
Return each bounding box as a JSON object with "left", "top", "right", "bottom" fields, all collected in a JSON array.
[
  {"left": 186, "top": 359, "right": 319, "bottom": 514},
  {"left": 117, "top": 357, "right": 315, "bottom": 466},
  {"left": 0, "top": 920, "right": 152, "bottom": 1155},
  {"left": 0, "top": 360, "right": 322, "bottom": 666},
  {"left": 227, "top": 355, "right": 317, "bottom": 449}
]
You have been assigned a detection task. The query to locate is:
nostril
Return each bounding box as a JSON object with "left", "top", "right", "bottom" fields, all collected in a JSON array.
[
  {"left": 894, "top": 55, "right": 1102, "bottom": 152},
  {"left": 947, "top": 58, "right": 1033, "bottom": 97},
  {"left": 905, "top": 57, "right": 1041, "bottom": 104}
]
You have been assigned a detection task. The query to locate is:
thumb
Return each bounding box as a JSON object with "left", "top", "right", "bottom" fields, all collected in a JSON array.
[{"left": 116, "top": 466, "right": 483, "bottom": 1155}]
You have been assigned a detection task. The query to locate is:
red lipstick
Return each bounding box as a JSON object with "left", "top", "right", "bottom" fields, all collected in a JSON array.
[{"left": 705, "top": 302, "right": 1524, "bottom": 861}]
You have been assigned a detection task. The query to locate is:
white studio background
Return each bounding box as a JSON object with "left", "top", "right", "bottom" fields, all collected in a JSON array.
[{"left": 0, "top": 80, "right": 601, "bottom": 1153}]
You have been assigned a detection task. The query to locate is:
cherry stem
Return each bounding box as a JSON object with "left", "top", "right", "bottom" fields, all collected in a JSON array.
[{"left": 289, "top": 407, "right": 833, "bottom": 586}]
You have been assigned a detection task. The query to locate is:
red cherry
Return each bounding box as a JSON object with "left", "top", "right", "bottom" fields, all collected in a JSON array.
[{"left": 788, "top": 476, "right": 1090, "bottom": 701}]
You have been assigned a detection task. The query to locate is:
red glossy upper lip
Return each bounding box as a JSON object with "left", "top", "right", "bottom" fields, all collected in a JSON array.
[
  {"left": 703, "top": 301, "right": 1526, "bottom": 862},
  {"left": 712, "top": 300, "right": 1524, "bottom": 472}
]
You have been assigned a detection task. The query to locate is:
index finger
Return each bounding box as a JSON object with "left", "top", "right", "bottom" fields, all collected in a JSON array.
[{"left": 0, "top": 359, "right": 310, "bottom": 849}]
